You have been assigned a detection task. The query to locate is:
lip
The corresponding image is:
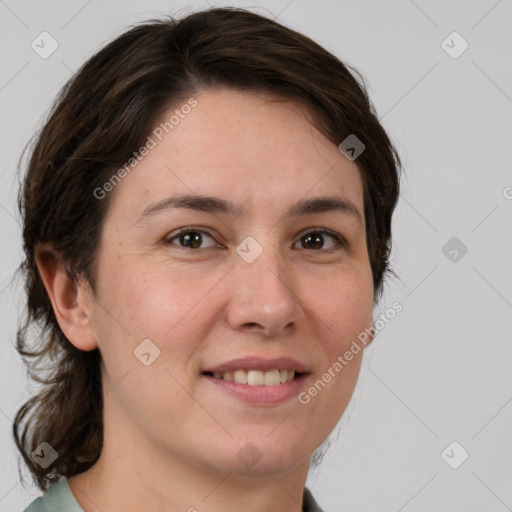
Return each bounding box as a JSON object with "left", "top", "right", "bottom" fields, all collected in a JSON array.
[
  {"left": 201, "top": 356, "right": 310, "bottom": 405},
  {"left": 202, "top": 373, "right": 308, "bottom": 405},
  {"left": 202, "top": 356, "right": 309, "bottom": 374}
]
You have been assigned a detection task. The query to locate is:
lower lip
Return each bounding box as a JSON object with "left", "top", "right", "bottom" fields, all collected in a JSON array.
[{"left": 202, "top": 374, "right": 307, "bottom": 405}]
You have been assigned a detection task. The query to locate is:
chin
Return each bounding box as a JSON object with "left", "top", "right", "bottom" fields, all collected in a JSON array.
[{"left": 200, "top": 435, "right": 312, "bottom": 477}]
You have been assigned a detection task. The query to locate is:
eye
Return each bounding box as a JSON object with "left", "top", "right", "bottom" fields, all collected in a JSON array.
[
  {"left": 165, "top": 227, "right": 346, "bottom": 251},
  {"left": 294, "top": 228, "right": 346, "bottom": 251},
  {"left": 165, "top": 229, "right": 219, "bottom": 250}
]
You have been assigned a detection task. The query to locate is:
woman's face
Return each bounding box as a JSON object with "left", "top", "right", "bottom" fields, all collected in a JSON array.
[{"left": 86, "top": 88, "right": 374, "bottom": 476}]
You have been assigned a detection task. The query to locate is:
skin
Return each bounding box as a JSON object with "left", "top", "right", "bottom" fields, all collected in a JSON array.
[{"left": 37, "top": 88, "right": 375, "bottom": 512}]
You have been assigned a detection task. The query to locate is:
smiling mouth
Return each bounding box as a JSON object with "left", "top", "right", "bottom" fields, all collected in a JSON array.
[{"left": 202, "top": 369, "right": 301, "bottom": 386}]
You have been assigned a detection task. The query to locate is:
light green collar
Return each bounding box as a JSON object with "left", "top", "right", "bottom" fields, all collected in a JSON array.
[{"left": 25, "top": 477, "right": 324, "bottom": 511}]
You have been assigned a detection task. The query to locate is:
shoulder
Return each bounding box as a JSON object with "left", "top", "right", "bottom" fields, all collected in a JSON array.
[{"left": 24, "top": 477, "right": 84, "bottom": 512}]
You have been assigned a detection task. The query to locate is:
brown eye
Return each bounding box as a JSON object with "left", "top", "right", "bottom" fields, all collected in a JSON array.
[
  {"left": 178, "top": 231, "right": 202, "bottom": 249},
  {"left": 166, "top": 230, "right": 218, "bottom": 249},
  {"left": 301, "top": 232, "right": 324, "bottom": 249},
  {"left": 295, "top": 229, "right": 345, "bottom": 251}
]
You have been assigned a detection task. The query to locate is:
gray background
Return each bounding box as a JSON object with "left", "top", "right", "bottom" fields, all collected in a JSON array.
[{"left": 1, "top": 1, "right": 511, "bottom": 511}]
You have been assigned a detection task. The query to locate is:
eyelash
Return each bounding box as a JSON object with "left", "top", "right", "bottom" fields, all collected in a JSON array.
[{"left": 164, "top": 227, "right": 347, "bottom": 251}]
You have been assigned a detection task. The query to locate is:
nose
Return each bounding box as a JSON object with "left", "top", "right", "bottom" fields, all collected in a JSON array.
[{"left": 225, "top": 242, "right": 303, "bottom": 338}]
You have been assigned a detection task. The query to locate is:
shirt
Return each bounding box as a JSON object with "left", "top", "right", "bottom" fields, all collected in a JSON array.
[{"left": 24, "top": 477, "right": 325, "bottom": 511}]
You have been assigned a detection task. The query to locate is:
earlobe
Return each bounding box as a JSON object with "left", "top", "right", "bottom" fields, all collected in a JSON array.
[{"left": 35, "top": 244, "right": 98, "bottom": 351}]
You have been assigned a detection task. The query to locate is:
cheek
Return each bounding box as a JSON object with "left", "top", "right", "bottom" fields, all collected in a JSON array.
[
  {"left": 92, "top": 254, "right": 225, "bottom": 368},
  {"left": 300, "top": 263, "right": 372, "bottom": 413},
  {"left": 306, "top": 263, "right": 374, "bottom": 347},
  {"left": 97, "top": 251, "right": 183, "bottom": 332},
  {"left": 91, "top": 258, "right": 212, "bottom": 430}
]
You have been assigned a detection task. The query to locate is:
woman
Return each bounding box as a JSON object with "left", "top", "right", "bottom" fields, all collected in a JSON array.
[{"left": 15, "top": 6, "right": 401, "bottom": 511}]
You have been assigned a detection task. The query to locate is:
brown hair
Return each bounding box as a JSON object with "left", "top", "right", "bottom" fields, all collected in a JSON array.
[{"left": 13, "top": 6, "right": 401, "bottom": 491}]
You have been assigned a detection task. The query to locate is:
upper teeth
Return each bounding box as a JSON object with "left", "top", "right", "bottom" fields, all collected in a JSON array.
[{"left": 212, "top": 369, "right": 295, "bottom": 386}]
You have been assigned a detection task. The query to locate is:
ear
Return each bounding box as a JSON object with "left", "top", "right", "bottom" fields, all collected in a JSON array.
[{"left": 35, "top": 244, "right": 98, "bottom": 351}]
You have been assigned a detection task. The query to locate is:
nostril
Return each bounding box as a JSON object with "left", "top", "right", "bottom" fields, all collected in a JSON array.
[{"left": 243, "top": 322, "right": 259, "bottom": 329}]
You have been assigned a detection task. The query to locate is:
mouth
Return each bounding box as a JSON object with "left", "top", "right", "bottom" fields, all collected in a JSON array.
[
  {"left": 201, "top": 368, "right": 301, "bottom": 386},
  {"left": 200, "top": 357, "right": 309, "bottom": 405}
]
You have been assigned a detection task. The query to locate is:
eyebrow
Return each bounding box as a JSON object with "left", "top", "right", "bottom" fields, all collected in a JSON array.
[{"left": 137, "top": 194, "right": 363, "bottom": 225}]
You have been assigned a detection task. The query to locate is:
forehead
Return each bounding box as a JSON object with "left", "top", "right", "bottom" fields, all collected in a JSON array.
[{"left": 107, "top": 88, "right": 364, "bottom": 221}]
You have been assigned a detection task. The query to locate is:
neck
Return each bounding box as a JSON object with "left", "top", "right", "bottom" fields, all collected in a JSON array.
[
  {"left": 68, "top": 401, "right": 311, "bottom": 512},
  {"left": 69, "top": 450, "right": 310, "bottom": 512}
]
